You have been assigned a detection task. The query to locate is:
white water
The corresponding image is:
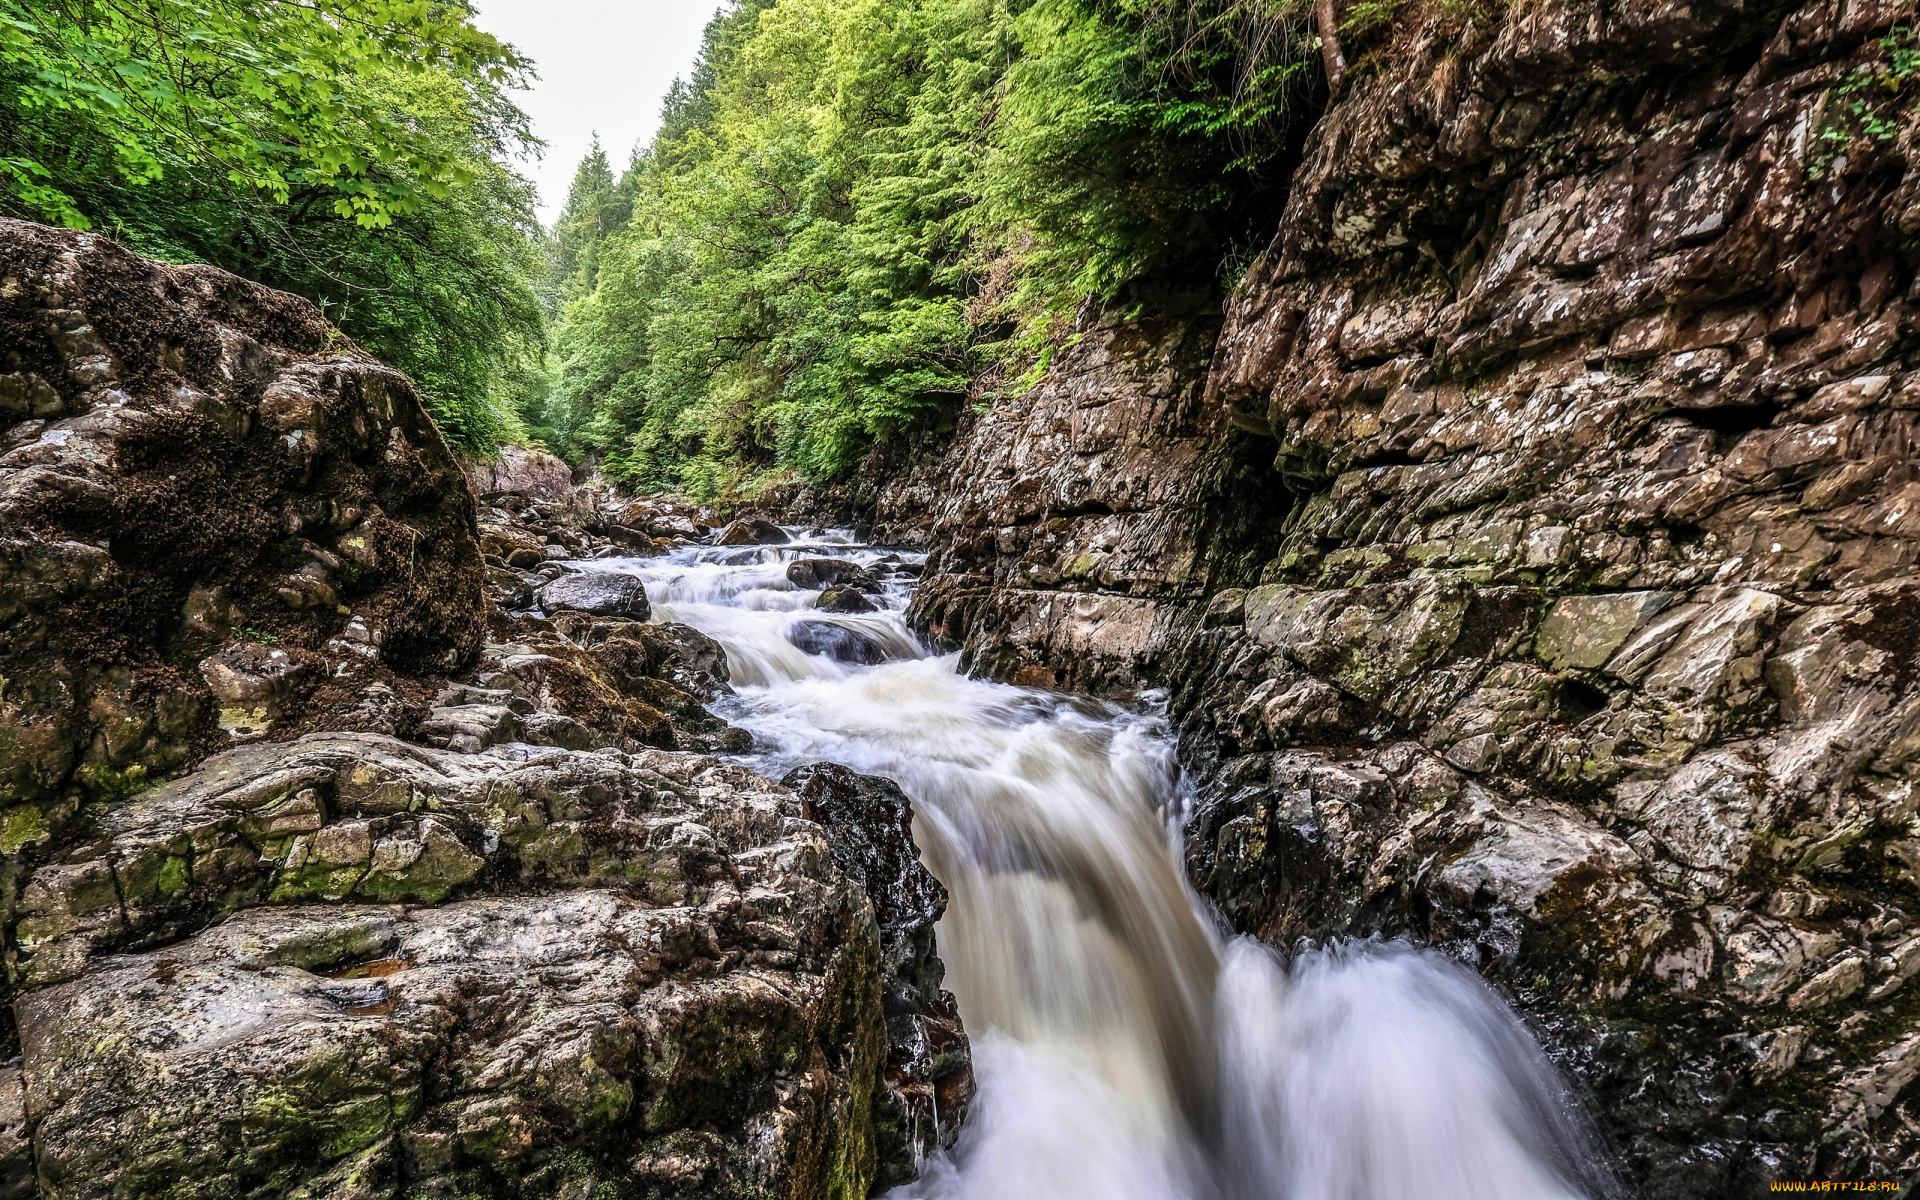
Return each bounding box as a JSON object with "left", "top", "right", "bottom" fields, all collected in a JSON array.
[{"left": 573, "top": 530, "right": 1611, "bottom": 1200}]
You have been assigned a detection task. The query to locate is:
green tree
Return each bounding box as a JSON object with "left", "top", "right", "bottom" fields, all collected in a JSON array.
[
  {"left": 0, "top": 0, "right": 548, "bottom": 452},
  {"left": 548, "top": 0, "right": 1323, "bottom": 493}
]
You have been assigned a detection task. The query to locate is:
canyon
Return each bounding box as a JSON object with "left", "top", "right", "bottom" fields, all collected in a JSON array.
[{"left": 2, "top": 0, "right": 1918, "bottom": 1191}]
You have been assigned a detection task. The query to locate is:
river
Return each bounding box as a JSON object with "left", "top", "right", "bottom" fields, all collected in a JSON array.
[{"left": 580, "top": 527, "right": 1613, "bottom": 1200}]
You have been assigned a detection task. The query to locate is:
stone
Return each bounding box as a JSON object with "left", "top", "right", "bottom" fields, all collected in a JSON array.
[
  {"left": 9, "top": 731, "right": 966, "bottom": 1198},
  {"left": 781, "top": 763, "right": 972, "bottom": 1184},
  {"left": 788, "top": 620, "right": 891, "bottom": 665},
  {"left": 817, "top": 587, "right": 878, "bottom": 614},
  {"left": 0, "top": 218, "right": 486, "bottom": 810},
  {"left": 1787, "top": 955, "right": 1866, "bottom": 1011},
  {"left": 713, "top": 518, "right": 790, "bottom": 546},
  {"left": 788, "top": 557, "right": 878, "bottom": 591},
  {"left": 1534, "top": 591, "right": 1671, "bottom": 670},
  {"left": 536, "top": 572, "right": 651, "bottom": 620}
]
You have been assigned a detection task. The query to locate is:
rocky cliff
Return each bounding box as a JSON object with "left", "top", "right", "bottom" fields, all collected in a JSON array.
[
  {"left": 0, "top": 222, "right": 968, "bottom": 1199},
  {"left": 901, "top": 0, "right": 1920, "bottom": 1189}
]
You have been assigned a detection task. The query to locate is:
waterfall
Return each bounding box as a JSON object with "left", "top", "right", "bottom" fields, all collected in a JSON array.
[{"left": 577, "top": 531, "right": 1612, "bottom": 1200}]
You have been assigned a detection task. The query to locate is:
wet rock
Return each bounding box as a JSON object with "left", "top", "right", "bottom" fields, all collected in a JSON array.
[
  {"left": 788, "top": 620, "right": 890, "bottom": 665},
  {"left": 781, "top": 762, "right": 973, "bottom": 1185},
  {"left": 0, "top": 1069, "right": 31, "bottom": 1200},
  {"left": 787, "top": 557, "right": 878, "bottom": 591},
  {"left": 535, "top": 571, "right": 651, "bottom": 620},
  {"left": 817, "top": 587, "right": 878, "bottom": 614},
  {"left": 713, "top": 517, "right": 790, "bottom": 546},
  {"left": 463, "top": 444, "right": 575, "bottom": 504},
  {"left": 5, "top": 729, "right": 940, "bottom": 1199}
]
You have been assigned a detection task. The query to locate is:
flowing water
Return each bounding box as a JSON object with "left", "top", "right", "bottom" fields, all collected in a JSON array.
[{"left": 575, "top": 530, "right": 1612, "bottom": 1200}]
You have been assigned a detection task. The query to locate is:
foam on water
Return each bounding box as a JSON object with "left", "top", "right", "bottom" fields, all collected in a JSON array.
[{"left": 581, "top": 528, "right": 1610, "bottom": 1200}]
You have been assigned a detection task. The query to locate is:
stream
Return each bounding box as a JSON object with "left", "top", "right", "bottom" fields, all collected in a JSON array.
[{"left": 581, "top": 528, "right": 1613, "bottom": 1200}]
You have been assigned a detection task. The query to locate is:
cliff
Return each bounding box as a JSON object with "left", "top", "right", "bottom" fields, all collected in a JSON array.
[{"left": 902, "top": 0, "right": 1920, "bottom": 1187}]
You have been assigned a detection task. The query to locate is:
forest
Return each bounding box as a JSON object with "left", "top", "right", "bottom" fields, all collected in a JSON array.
[{"left": 2, "top": 0, "right": 1330, "bottom": 488}]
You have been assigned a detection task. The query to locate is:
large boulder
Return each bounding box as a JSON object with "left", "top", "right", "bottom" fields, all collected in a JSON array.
[
  {"left": 537, "top": 571, "right": 651, "bottom": 620},
  {"left": 788, "top": 621, "right": 891, "bottom": 665},
  {"left": 463, "top": 443, "right": 575, "bottom": 503},
  {"left": 0, "top": 218, "right": 485, "bottom": 826},
  {"left": 714, "top": 518, "right": 790, "bottom": 546},
  {"left": 787, "top": 558, "right": 878, "bottom": 592},
  {"left": 11, "top": 733, "right": 919, "bottom": 1199}
]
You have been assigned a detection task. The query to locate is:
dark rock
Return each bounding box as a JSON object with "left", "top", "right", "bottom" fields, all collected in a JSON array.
[
  {"left": 713, "top": 517, "right": 790, "bottom": 546},
  {"left": 782, "top": 762, "right": 973, "bottom": 1186},
  {"left": 817, "top": 587, "right": 877, "bottom": 614},
  {"left": 788, "top": 620, "right": 890, "bottom": 665},
  {"left": 536, "top": 572, "right": 650, "bottom": 620},
  {"left": 0, "top": 217, "right": 486, "bottom": 819},
  {"left": 787, "top": 557, "right": 878, "bottom": 591}
]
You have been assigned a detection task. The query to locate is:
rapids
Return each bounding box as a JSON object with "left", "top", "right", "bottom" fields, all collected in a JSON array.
[{"left": 574, "top": 529, "right": 1613, "bottom": 1200}]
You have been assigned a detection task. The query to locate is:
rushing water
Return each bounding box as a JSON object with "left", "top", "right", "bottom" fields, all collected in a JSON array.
[{"left": 572, "top": 530, "right": 1612, "bottom": 1200}]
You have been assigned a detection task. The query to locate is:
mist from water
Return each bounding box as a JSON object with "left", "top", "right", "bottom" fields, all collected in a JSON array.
[{"left": 574, "top": 531, "right": 1611, "bottom": 1200}]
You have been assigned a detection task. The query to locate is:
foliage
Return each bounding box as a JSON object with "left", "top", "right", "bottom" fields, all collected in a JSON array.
[
  {"left": 0, "top": 1, "right": 547, "bottom": 451},
  {"left": 1811, "top": 25, "right": 1919, "bottom": 179},
  {"left": 547, "top": 0, "right": 1322, "bottom": 495}
]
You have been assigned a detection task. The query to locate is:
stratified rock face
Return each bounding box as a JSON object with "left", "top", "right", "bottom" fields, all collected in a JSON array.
[
  {"left": 15, "top": 734, "right": 891, "bottom": 1199},
  {"left": 1172, "top": 0, "right": 1920, "bottom": 1188},
  {"left": 0, "top": 218, "right": 485, "bottom": 822},
  {"left": 906, "top": 312, "right": 1287, "bottom": 693},
  {"left": 895, "top": 0, "right": 1920, "bottom": 1189}
]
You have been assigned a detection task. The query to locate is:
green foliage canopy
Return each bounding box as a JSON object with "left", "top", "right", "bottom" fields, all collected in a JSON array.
[
  {"left": 1, "top": 1, "right": 547, "bottom": 452},
  {"left": 538, "top": 0, "right": 1320, "bottom": 495}
]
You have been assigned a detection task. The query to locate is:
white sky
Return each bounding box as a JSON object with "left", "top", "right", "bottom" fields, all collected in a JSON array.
[{"left": 474, "top": 0, "right": 729, "bottom": 225}]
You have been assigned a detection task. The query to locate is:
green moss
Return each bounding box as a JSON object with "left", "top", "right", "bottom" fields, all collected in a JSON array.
[
  {"left": 75, "top": 761, "right": 151, "bottom": 802},
  {"left": 0, "top": 804, "right": 50, "bottom": 854}
]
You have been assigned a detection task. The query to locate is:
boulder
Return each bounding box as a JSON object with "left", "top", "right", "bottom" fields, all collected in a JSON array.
[
  {"left": 462, "top": 444, "right": 575, "bottom": 503},
  {"left": 782, "top": 763, "right": 973, "bottom": 1186},
  {"left": 0, "top": 218, "right": 486, "bottom": 821},
  {"left": 713, "top": 518, "right": 790, "bottom": 546},
  {"left": 787, "top": 557, "right": 878, "bottom": 591},
  {"left": 817, "top": 587, "right": 878, "bottom": 614},
  {"left": 536, "top": 572, "right": 650, "bottom": 620},
  {"left": 788, "top": 620, "right": 890, "bottom": 665}
]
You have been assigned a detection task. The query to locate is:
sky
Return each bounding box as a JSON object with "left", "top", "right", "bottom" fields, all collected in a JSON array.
[{"left": 474, "top": 0, "right": 729, "bottom": 226}]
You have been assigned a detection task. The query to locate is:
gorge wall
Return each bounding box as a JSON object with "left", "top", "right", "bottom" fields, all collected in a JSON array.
[{"left": 899, "top": 0, "right": 1920, "bottom": 1189}]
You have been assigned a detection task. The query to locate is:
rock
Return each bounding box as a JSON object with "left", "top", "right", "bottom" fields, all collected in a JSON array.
[
  {"left": 536, "top": 572, "right": 651, "bottom": 620},
  {"left": 788, "top": 620, "right": 890, "bottom": 665},
  {"left": 817, "top": 587, "right": 878, "bottom": 614},
  {"left": 10, "top": 732, "right": 934, "bottom": 1199},
  {"left": 1788, "top": 956, "right": 1867, "bottom": 1011},
  {"left": 1534, "top": 592, "right": 1672, "bottom": 670},
  {"left": 463, "top": 444, "right": 575, "bottom": 503},
  {"left": 787, "top": 558, "right": 878, "bottom": 591},
  {"left": 713, "top": 517, "right": 790, "bottom": 546},
  {"left": 198, "top": 641, "right": 317, "bottom": 742},
  {"left": 0, "top": 218, "right": 485, "bottom": 817},
  {"left": 781, "top": 763, "right": 972, "bottom": 1185},
  {"left": 0, "top": 1069, "right": 31, "bottom": 1200}
]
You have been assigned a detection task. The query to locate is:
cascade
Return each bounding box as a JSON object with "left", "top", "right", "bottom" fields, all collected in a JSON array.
[{"left": 585, "top": 531, "right": 1611, "bottom": 1200}]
